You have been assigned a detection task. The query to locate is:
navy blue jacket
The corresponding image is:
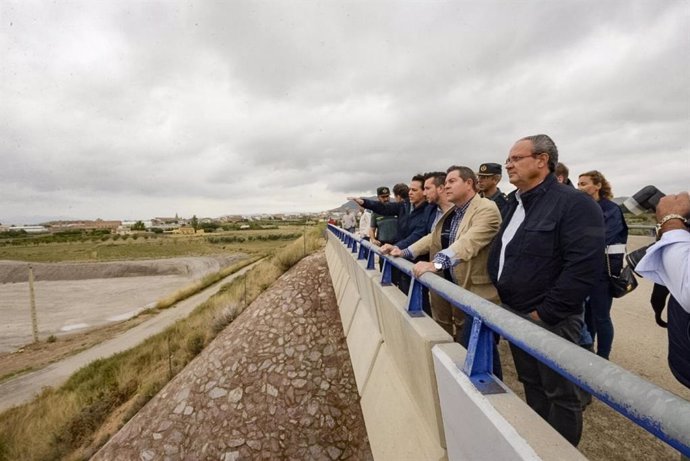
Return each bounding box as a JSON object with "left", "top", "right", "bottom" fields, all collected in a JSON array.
[
  {"left": 424, "top": 203, "right": 443, "bottom": 234},
  {"left": 361, "top": 198, "right": 430, "bottom": 250},
  {"left": 488, "top": 174, "right": 605, "bottom": 325},
  {"left": 598, "top": 197, "right": 628, "bottom": 278}
]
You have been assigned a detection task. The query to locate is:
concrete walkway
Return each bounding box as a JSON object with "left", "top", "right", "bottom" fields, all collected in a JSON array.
[
  {"left": 93, "top": 252, "right": 372, "bottom": 460},
  {"left": 0, "top": 261, "right": 261, "bottom": 413}
]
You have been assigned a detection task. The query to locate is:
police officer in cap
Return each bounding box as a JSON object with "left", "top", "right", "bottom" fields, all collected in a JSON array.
[
  {"left": 477, "top": 162, "right": 508, "bottom": 215},
  {"left": 369, "top": 186, "right": 398, "bottom": 247}
]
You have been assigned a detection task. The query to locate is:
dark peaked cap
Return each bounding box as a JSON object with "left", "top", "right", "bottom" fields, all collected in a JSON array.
[{"left": 478, "top": 163, "right": 502, "bottom": 175}]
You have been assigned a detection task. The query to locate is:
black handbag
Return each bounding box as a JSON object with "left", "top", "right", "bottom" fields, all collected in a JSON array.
[{"left": 607, "top": 253, "right": 638, "bottom": 298}]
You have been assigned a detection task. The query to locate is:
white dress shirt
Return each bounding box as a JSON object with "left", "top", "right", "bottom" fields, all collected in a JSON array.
[{"left": 636, "top": 229, "right": 690, "bottom": 313}]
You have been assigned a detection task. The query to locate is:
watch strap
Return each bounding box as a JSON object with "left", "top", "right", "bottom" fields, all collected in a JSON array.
[{"left": 656, "top": 214, "right": 687, "bottom": 238}]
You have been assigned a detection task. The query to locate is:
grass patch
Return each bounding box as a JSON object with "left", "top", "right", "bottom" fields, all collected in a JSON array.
[
  {"left": 0, "top": 226, "right": 309, "bottom": 263},
  {"left": 0, "top": 313, "right": 156, "bottom": 384},
  {"left": 153, "top": 257, "right": 261, "bottom": 310},
  {"left": 0, "top": 224, "right": 325, "bottom": 461}
]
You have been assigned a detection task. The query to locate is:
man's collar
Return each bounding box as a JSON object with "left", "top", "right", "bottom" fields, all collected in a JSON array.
[
  {"left": 518, "top": 174, "right": 557, "bottom": 203},
  {"left": 483, "top": 188, "right": 498, "bottom": 198},
  {"left": 517, "top": 173, "right": 552, "bottom": 194},
  {"left": 454, "top": 192, "right": 476, "bottom": 207},
  {"left": 454, "top": 194, "right": 475, "bottom": 214}
]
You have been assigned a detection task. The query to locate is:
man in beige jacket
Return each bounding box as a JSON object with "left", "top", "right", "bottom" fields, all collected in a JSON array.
[{"left": 390, "top": 165, "right": 501, "bottom": 339}]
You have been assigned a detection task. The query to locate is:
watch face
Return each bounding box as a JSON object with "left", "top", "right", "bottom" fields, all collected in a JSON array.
[{"left": 434, "top": 262, "right": 443, "bottom": 270}]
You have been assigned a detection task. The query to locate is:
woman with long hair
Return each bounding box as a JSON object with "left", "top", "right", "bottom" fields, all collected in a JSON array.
[{"left": 578, "top": 170, "right": 628, "bottom": 359}]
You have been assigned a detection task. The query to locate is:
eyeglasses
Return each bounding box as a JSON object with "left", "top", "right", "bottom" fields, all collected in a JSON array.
[{"left": 504, "top": 153, "right": 540, "bottom": 165}]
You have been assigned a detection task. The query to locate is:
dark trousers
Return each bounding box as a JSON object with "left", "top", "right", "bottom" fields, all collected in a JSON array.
[
  {"left": 397, "top": 270, "right": 410, "bottom": 294},
  {"left": 584, "top": 278, "right": 614, "bottom": 359},
  {"left": 508, "top": 313, "right": 584, "bottom": 446},
  {"left": 668, "top": 296, "right": 690, "bottom": 389},
  {"left": 395, "top": 272, "right": 431, "bottom": 315}
]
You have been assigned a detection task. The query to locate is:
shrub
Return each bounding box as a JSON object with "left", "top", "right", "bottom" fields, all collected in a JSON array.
[
  {"left": 271, "top": 225, "right": 325, "bottom": 271},
  {"left": 186, "top": 333, "right": 205, "bottom": 357},
  {"left": 211, "top": 304, "right": 240, "bottom": 334}
]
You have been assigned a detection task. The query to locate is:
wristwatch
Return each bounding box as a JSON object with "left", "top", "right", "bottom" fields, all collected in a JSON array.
[
  {"left": 656, "top": 214, "right": 687, "bottom": 238},
  {"left": 433, "top": 262, "right": 443, "bottom": 271}
]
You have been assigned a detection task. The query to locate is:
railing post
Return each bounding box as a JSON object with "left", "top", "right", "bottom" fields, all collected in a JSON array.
[
  {"left": 351, "top": 239, "right": 358, "bottom": 253},
  {"left": 366, "top": 247, "right": 376, "bottom": 270},
  {"left": 405, "top": 278, "right": 425, "bottom": 317},
  {"left": 462, "top": 317, "right": 504, "bottom": 394},
  {"left": 357, "top": 243, "right": 367, "bottom": 260},
  {"left": 381, "top": 258, "right": 393, "bottom": 285}
]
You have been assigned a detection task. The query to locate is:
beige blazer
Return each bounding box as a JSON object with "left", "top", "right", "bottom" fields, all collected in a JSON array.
[{"left": 409, "top": 195, "right": 501, "bottom": 304}]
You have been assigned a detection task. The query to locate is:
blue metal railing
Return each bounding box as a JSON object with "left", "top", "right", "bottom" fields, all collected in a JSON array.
[{"left": 328, "top": 224, "right": 690, "bottom": 456}]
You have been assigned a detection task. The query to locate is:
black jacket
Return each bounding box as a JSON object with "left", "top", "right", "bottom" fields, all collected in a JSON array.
[
  {"left": 488, "top": 174, "right": 605, "bottom": 325},
  {"left": 668, "top": 296, "right": 690, "bottom": 388},
  {"left": 361, "top": 198, "right": 429, "bottom": 250}
]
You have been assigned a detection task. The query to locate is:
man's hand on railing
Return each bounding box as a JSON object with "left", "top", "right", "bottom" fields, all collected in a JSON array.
[
  {"left": 380, "top": 244, "right": 398, "bottom": 255},
  {"left": 387, "top": 246, "right": 403, "bottom": 257},
  {"left": 412, "top": 261, "right": 438, "bottom": 278}
]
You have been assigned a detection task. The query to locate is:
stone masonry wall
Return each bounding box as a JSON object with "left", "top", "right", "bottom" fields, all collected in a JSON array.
[{"left": 92, "top": 251, "right": 372, "bottom": 460}]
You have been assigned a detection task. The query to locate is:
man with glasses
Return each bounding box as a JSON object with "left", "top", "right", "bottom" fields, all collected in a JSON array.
[{"left": 487, "top": 134, "right": 605, "bottom": 446}]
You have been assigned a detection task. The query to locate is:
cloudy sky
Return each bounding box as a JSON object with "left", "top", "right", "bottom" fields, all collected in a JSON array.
[{"left": 1, "top": 1, "right": 688, "bottom": 223}]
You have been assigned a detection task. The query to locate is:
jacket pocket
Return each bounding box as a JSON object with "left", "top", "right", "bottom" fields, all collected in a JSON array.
[{"left": 521, "top": 221, "right": 557, "bottom": 257}]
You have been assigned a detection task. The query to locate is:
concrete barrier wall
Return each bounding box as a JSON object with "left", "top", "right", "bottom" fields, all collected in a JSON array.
[
  {"left": 433, "top": 344, "right": 585, "bottom": 461},
  {"left": 327, "top": 237, "right": 445, "bottom": 460},
  {"left": 325, "top": 234, "right": 583, "bottom": 461}
]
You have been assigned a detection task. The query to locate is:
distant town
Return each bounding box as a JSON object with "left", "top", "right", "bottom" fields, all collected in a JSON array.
[{"left": 0, "top": 208, "right": 355, "bottom": 237}]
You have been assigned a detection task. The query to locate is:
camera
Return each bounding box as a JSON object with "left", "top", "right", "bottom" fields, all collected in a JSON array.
[
  {"left": 621, "top": 185, "right": 665, "bottom": 215},
  {"left": 626, "top": 245, "right": 649, "bottom": 270},
  {"left": 623, "top": 186, "right": 690, "bottom": 270},
  {"left": 622, "top": 186, "right": 665, "bottom": 270}
]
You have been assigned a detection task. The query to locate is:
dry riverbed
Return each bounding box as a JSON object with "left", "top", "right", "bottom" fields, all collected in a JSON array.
[{"left": 0, "top": 254, "right": 247, "bottom": 354}]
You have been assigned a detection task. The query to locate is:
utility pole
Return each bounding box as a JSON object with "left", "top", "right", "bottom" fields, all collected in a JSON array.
[{"left": 28, "top": 264, "right": 38, "bottom": 343}]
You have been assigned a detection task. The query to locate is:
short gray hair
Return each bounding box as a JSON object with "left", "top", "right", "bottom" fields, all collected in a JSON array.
[{"left": 520, "top": 134, "right": 558, "bottom": 173}]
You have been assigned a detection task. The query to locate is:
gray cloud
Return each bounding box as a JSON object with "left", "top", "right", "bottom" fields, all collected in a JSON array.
[{"left": 1, "top": 0, "right": 688, "bottom": 223}]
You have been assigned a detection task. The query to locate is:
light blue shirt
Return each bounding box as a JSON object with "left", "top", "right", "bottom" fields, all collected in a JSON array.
[{"left": 636, "top": 229, "right": 690, "bottom": 313}]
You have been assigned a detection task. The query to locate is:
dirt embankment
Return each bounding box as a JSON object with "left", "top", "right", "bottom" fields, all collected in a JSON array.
[{"left": 0, "top": 254, "right": 246, "bottom": 283}]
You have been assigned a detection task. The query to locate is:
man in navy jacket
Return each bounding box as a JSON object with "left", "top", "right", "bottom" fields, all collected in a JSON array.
[
  {"left": 488, "top": 134, "right": 604, "bottom": 446},
  {"left": 350, "top": 174, "right": 430, "bottom": 252},
  {"left": 349, "top": 174, "right": 430, "bottom": 295}
]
